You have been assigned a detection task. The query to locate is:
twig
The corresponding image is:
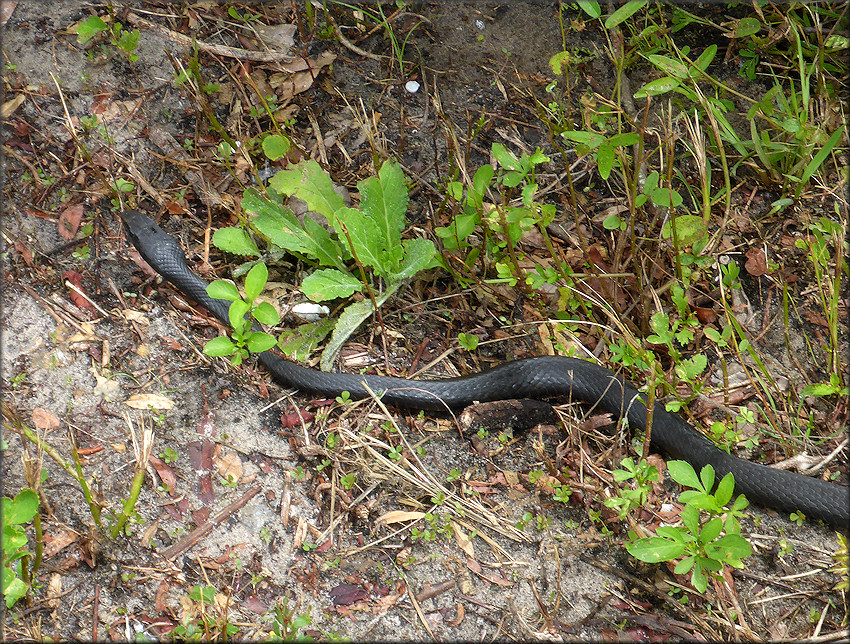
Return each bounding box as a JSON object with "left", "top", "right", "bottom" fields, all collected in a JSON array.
[{"left": 160, "top": 485, "right": 262, "bottom": 559}]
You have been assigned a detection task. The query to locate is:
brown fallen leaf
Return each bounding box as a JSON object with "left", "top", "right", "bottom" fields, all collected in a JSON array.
[
  {"left": 32, "top": 407, "right": 61, "bottom": 430},
  {"left": 57, "top": 204, "right": 84, "bottom": 240},
  {"left": 125, "top": 393, "right": 174, "bottom": 410}
]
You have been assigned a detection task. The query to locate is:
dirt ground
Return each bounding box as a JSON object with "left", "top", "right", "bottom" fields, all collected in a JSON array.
[{"left": 1, "top": 1, "right": 847, "bottom": 641}]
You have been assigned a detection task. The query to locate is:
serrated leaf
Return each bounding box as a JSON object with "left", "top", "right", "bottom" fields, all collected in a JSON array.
[
  {"left": 334, "top": 207, "right": 387, "bottom": 273},
  {"left": 277, "top": 318, "right": 336, "bottom": 362},
  {"left": 626, "top": 536, "right": 686, "bottom": 563},
  {"left": 393, "top": 238, "right": 439, "bottom": 280},
  {"left": 244, "top": 189, "right": 313, "bottom": 255},
  {"left": 207, "top": 280, "right": 241, "bottom": 302},
  {"left": 358, "top": 160, "right": 409, "bottom": 256},
  {"left": 244, "top": 263, "right": 267, "bottom": 302},
  {"left": 269, "top": 160, "right": 345, "bottom": 220},
  {"left": 76, "top": 15, "right": 108, "bottom": 44},
  {"left": 212, "top": 227, "right": 261, "bottom": 256},
  {"left": 301, "top": 269, "right": 362, "bottom": 302},
  {"left": 661, "top": 215, "right": 708, "bottom": 246}
]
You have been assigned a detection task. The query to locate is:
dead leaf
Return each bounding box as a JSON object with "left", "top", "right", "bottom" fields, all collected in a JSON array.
[
  {"left": 32, "top": 407, "right": 61, "bottom": 430},
  {"left": 213, "top": 449, "right": 243, "bottom": 483},
  {"left": 13, "top": 240, "right": 34, "bottom": 267},
  {"left": 450, "top": 521, "right": 475, "bottom": 558},
  {"left": 1, "top": 93, "right": 25, "bottom": 119},
  {"left": 149, "top": 454, "right": 178, "bottom": 494},
  {"left": 125, "top": 393, "right": 174, "bottom": 410},
  {"left": 46, "top": 573, "right": 62, "bottom": 610},
  {"left": 121, "top": 309, "right": 150, "bottom": 324},
  {"left": 57, "top": 204, "right": 84, "bottom": 240},
  {"left": 744, "top": 247, "right": 769, "bottom": 276},
  {"left": 43, "top": 529, "right": 79, "bottom": 558},
  {"left": 63, "top": 270, "right": 95, "bottom": 312},
  {"left": 377, "top": 510, "right": 426, "bottom": 524}
]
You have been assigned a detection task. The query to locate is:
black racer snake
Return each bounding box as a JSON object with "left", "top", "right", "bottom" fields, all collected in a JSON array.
[{"left": 119, "top": 210, "right": 848, "bottom": 529}]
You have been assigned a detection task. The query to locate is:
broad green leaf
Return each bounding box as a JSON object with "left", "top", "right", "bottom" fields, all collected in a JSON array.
[
  {"left": 228, "top": 299, "right": 250, "bottom": 329},
  {"left": 277, "top": 318, "right": 336, "bottom": 362},
  {"left": 76, "top": 15, "right": 108, "bottom": 44},
  {"left": 706, "top": 534, "right": 752, "bottom": 561},
  {"left": 668, "top": 460, "right": 701, "bottom": 490},
  {"left": 700, "top": 517, "right": 723, "bottom": 544},
  {"left": 319, "top": 283, "right": 401, "bottom": 371},
  {"left": 734, "top": 16, "right": 761, "bottom": 38},
  {"left": 203, "top": 336, "right": 235, "bottom": 357},
  {"left": 699, "top": 464, "right": 716, "bottom": 493},
  {"left": 626, "top": 536, "right": 686, "bottom": 563},
  {"left": 302, "top": 217, "right": 351, "bottom": 270},
  {"left": 681, "top": 502, "right": 700, "bottom": 535},
  {"left": 561, "top": 130, "right": 607, "bottom": 148},
  {"left": 3, "top": 568, "right": 28, "bottom": 608},
  {"left": 608, "top": 132, "right": 641, "bottom": 148},
  {"left": 691, "top": 44, "right": 717, "bottom": 76},
  {"left": 207, "top": 280, "right": 241, "bottom": 302},
  {"left": 576, "top": 0, "right": 601, "bottom": 19},
  {"left": 393, "top": 238, "right": 440, "bottom": 280},
  {"left": 645, "top": 54, "right": 689, "bottom": 79},
  {"left": 714, "top": 472, "right": 735, "bottom": 507},
  {"left": 244, "top": 263, "right": 267, "bottom": 302},
  {"left": 604, "top": 0, "right": 646, "bottom": 30},
  {"left": 655, "top": 526, "right": 687, "bottom": 542},
  {"left": 358, "top": 160, "right": 409, "bottom": 254},
  {"left": 246, "top": 332, "right": 277, "bottom": 353},
  {"left": 262, "top": 134, "right": 291, "bottom": 161},
  {"left": 674, "top": 555, "right": 696, "bottom": 575},
  {"left": 252, "top": 301, "right": 280, "bottom": 326},
  {"left": 634, "top": 76, "right": 681, "bottom": 98},
  {"left": 662, "top": 215, "right": 708, "bottom": 246},
  {"left": 491, "top": 142, "right": 521, "bottom": 171},
  {"left": 243, "top": 189, "right": 314, "bottom": 256},
  {"left": 597, "top": 142, "right": 615, "bottom": 180},
  {"left": 471, "top": 164, "right": 495, "bottom": 207},
  {"left": 269, "top": 160, "right": 345, "bottom": 220},
  {"left": 334, "top": 207, "right": 388, "bottom": 274},
  {"left": 212, "top": 227, "right": 261, "bottom": 257},
  {"left": 6, "top": 490, "right": 38, "bottom": 524},
  {"left": 650, "top": 187, "right": 684, "bottom": 208},
  {"left": 301, "top": 269, "right": 362, "bottom": 302},
  {"left": 690, "top": 563, "right": 708, "bottom": 593}
]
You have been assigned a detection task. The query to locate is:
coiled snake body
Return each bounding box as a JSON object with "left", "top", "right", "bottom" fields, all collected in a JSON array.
[{"left": 120, "top": 210, "right": 848, "bottom": 529}]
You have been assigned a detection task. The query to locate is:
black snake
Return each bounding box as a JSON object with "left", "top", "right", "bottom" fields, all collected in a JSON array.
[{"left": 119, "top": 210, "right": 848, "bottom": 529}]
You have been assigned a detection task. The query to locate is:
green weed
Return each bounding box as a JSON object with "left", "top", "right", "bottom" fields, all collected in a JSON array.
[{"left": 626, "top": 461, "right": 752, "bottom": 594}]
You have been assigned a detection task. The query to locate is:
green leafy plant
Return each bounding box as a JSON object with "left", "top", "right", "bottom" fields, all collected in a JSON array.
[
  {"left": 2, "top": 488, "right": 41, "bottom": 608},
  {"left": 267, "top": 591, "right": 313, "bottom": 642},
  {"left": 214, "top": 159, "right": 440, "bottom": 369},
  {"left": 604, "top": 457, "right": 659, "bottom": 520},
  {"left": 436, "top": 142, "right": 559, "bottom": 289},
  {"left": 202, "top": 263, "right": 280, "bottom": 366},
  {"left": 76, "top": 14, "right": 140, "bottom": 63},
  {"left": 626, "top": 460, "right": 752, "bottom": 594}
]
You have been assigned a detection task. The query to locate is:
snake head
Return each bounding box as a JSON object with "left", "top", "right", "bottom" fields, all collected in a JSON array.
[{"left": 119, "top": 210, "right": 188, "bottom": 275}]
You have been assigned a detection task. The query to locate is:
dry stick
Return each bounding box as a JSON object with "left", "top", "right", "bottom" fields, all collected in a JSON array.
[
  {"left": 121, "top": 10, "right": 304, "bottom": 64},
  {"left": 160, "top": 485, "right": 262, "bottom": 560}
]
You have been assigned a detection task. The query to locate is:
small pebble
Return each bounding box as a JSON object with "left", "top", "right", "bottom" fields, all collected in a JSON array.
[{"left": 405, "top": 80, "right": 420, "bottom": 93}]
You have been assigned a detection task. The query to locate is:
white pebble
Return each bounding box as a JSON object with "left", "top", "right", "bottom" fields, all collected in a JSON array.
[{"left": 405, "top": 80, "right": 421, "bottom": 93}]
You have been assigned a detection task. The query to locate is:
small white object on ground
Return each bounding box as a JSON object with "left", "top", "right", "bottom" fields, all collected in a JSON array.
[{"left": 405, "top": 80, "right": 421, "bottom": 93}]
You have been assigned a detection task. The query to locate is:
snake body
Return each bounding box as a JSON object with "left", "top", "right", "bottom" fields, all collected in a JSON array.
[{"left": 120, "top": 210, "right": 848, "bottom": 528}]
